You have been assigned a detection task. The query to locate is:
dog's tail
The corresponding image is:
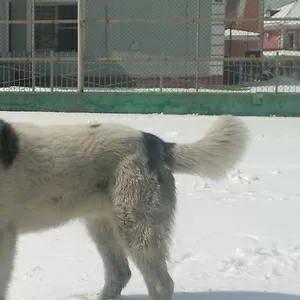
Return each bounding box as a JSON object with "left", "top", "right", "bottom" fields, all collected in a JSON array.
[{"left": 168, "top": 115, "right": 249, "bottom": 180}]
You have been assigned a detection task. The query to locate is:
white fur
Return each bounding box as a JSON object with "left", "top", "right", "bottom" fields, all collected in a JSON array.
[{"left": 172, "top": 115, "right": 249, "bottom": 179}]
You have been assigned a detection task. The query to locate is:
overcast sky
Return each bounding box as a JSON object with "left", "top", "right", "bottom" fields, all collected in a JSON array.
[{"left": 264, "top": 0, "right": 294, "bottom": 9}]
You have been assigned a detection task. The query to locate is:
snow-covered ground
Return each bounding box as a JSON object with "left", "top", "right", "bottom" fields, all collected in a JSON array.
[
  {"left": 1, "top": 111, "right": 299, "bottom": 300},
  {"left": 2, "top": 76, "right": 300, "bottom": 93}
]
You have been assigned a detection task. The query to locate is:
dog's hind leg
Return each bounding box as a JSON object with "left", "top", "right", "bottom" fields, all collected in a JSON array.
[
  {"left": 0, "top": 221, "right": 17, "bottom": 300},
  {"left": 112, "top": 160, "right": 176, "bottom": 300},
  {"left": 85, "top": 217, "right": 131, "bottom": 300}
]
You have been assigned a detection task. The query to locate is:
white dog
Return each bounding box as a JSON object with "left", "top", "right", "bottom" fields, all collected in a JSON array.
[{"left": 0, "top": 115, "right": 249, "bottom": 300}]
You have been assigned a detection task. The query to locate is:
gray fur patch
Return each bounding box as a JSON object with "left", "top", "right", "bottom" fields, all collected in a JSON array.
[
  {"left": 0, "top": 120, "right": 19, "bottom": 169},
  {"left": 90, "top": 123, "right": 101, "bottom": 128},
  {"left": 96, "top": 178, "right": 110, "bottom": 193},
  {"left": 142, "top": 132, "right": 175, "bottom": 173},
  {"left": 51, "top": 196, "right": 63, "bottom": 205}
]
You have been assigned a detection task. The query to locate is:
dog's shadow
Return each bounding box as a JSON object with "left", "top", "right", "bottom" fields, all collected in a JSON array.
[
  {"left": 68, "top": 291, "right": 300, "bottom": 300},
  {"left": 124, "top": 291, "right": 299, "bottom": 300}
]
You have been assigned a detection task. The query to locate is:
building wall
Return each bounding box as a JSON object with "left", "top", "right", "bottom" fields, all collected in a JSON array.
[
  {"left": 241, "top": 0, "right": 259, "bottom": 32},
  {"left": 285, "top": 29, "right": 300, "bottom": 50},
  {"left": 225, "top": 40, "right": 259, "bottom": 56},
  {"left": 224, "top": 0, "right": 260, "bottom": 58},
  {"left": 0, "top": 0, "right": 10, "bottom": 84},
  {"left": 263, "top": 29, "right": 300, "bottom": 50},
  {"left": 6, "top": 0, "right": 225, "bottom": 81},
  {"left": 10, "top": 0, "right": 27, "bottom": 55},
  {"left": 93, "top": 0, "right": 217, "bottom": 77},
  {"left": 226, "top": 0, "right": 259, "bottom": 32},
  {"left": 263, "top": 30, "right": 280, "bottom": 49}
]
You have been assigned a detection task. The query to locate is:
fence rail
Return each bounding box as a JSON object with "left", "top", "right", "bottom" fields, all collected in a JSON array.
[
  {"left": 2, "top": 17, "right": 300, "bottom": 25},
  {"left": 3, "top": 56, "right": 300, "bottom": 63},
  {"left": 1, "top": 0, "right": 300, "bottom": 93}
]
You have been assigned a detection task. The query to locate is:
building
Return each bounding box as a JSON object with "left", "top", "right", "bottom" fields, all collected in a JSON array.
[
  {"left": 0, "top": 0, "right": 226, "bottom": 88},
  {"left": 263, "top": 1, "right": 300, "bottom": 79},
  {"left": 224, "top": 0, "right": 261, "bottom": 57},
  {"left": 264, "top": 0, "right": 300, "bottom": 53},
  {"left": 224, "top": 29, "right": 260, "bottom": 57}
]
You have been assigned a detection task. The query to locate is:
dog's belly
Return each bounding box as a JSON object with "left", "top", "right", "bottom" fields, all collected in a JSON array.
[{"left": 16, "top": 192, "right": 111, "bottom": 234}]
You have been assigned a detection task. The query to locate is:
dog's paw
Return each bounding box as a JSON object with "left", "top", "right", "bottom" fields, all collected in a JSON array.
[
  {"left": 67, "top": 290, "right": 121, "bottom": 300},
  {"left": 86, "top": 292, "right": 120, "bottom": 300},
  {"left": 87, "top": 293, "right": 103, "bottom": 300},
  {"left": 66, "top": 293, "right": 101, "bottom": 300}
]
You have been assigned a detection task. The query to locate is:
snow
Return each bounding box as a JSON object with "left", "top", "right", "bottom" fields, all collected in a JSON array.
[
  {"left": 264, "top": 50, "right": 300, "bottom": 57},
  {"left": 2, "top": 75, "right": 300, "bottom": 93},
  {"left": 1, "top": 76, "right": 300, "bottom": 93},
  {"left": 224, "top": 29, "right": 260, "bottom": 42},
  {"left": 0, "top": 111, "right": 299, "bottom": 300}
]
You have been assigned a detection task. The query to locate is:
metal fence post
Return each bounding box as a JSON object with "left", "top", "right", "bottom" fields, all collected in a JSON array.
[
  {"left": 275, "top": 52, "right": 279, "bottom": 94},
  {"left": 195, "top": 0, "right": 200, "bottom": 92},
  {"left": 159, "top": 53, "right": 165, "bottom": 92},
  {"left": 77, "top": 0, "right": 84, "bottom": 92},
  {"left": 50, "top": 50, "right": 54, "bottom": 92},
  {"left": 31, "top": 0, "right": 36, "bottom": 92}
]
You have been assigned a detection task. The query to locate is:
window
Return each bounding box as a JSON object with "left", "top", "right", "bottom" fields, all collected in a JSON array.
[
  {"left": 34, "top": 4, "right": 77, "bottom": 52},
  {"left": 213, "top": 0, "right": 224, "bottom": 3},
  {"left": 286, "top": 32, "right": 294, "bottom": 50}
]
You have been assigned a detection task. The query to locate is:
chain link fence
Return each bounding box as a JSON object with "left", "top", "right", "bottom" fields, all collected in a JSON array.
[{"left": 1, "top": 0, "right": 300, "bottom": 93}]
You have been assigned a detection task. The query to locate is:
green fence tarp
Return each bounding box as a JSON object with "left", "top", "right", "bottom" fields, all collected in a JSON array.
[{"left": 0, "top": 92, "right": 299, "bottom": 117}]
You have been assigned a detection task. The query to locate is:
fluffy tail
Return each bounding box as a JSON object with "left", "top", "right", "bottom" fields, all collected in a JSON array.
[{"left": 169, "top": 115, "right": 249, "bottom": 180}]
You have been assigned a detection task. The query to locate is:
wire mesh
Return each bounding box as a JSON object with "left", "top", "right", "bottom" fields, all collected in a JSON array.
[{"left": 1, "top": 0, "right": 300, "bottom": 93}]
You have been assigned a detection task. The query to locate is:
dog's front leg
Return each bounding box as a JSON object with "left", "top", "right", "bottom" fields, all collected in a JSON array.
[{"left": 0, "top": 221, "right": 17, "bottom": 300}]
